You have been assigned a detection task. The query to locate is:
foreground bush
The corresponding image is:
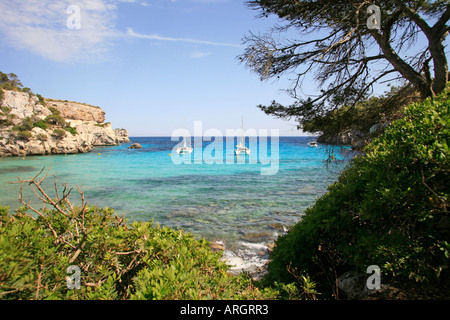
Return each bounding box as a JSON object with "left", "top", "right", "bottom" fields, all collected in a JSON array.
[
  {"left": 0, "top": 172, "right": 276, "bottom": 300},
  {"left": 264, "top": 87, "right": 450, "bottom": 298}
]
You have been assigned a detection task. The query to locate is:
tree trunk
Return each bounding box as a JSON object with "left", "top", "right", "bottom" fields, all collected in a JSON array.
[
  {"left": 370, "top": 30, "right": 432, "bottom": 98},
  {"left": 429, "top": 32, "right": 449, "bottom": 96},
  {"left": 392, "top": 1, "right": 449, "bottom": 96}
]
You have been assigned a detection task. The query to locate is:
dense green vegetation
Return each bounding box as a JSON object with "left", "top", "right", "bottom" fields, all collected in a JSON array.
[
  {"left": 0, "top": 177, "right": 277, "bottom": 299},
  {"left": 302, "top": 85, "right": 420, "bottom": 145},
  {"left": 1, "top": 69, "right": 448, "bottom": 300},
  {"left": 0, "top": 106, "right": 14, "bottom": 127},
  {"left": 263, "top": 87, "right": 450, "bottom": 298},
  {"left": 0, "top": 72, "right": 32, "bottom": 98},
  {"left": 241, "top": 1, "right": 449, "bottom": 133}
]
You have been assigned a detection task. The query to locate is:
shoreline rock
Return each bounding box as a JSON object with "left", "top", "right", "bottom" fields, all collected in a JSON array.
[
  {"left": 212, "top": 239, "right": 272, "bottom": 281},
  {"left": 0, "top": 90, "right": 129, "bottom": 157},
  {"left": 317, "top": 121, "right": 391, "bottom": 150},
  {"left": 128, "top": 143, "right": 142, "bottom": 149},
  {"left": 210, "top": 241, "right": 225, "bottom": 253}
]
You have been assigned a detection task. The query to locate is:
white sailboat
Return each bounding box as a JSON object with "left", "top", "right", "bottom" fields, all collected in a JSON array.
[
  {"left": 176, "top": 118, "right": 193, "bottom": 154},
  {"left": 235, "top": 117, "right": 251, "bottom": 156},
  {"left": 307, "top": 140, "right": 318, "bottom": 147}
]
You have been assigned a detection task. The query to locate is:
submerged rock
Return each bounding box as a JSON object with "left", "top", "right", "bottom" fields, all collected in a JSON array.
[
  {"left": 210, "top": 241, "right": 225, "bottom": 253},
  {"left": 239, "top": 231, "right": 273, "bottom": 243},
  {"left": 128, "top": 143, "right": 142, "bottom": 149}
]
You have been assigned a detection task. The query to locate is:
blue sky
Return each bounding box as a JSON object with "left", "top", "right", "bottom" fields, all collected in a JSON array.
[
  {"left": 1, "top": 0, "right": 431, "bottom": 137},
  {"left": 0, "top": 0, "right": 309, "bottom": 136}
]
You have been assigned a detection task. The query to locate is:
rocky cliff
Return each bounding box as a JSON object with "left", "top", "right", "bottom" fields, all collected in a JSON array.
[
  {"left": 317, "top": 122, "right": 391, "bottom": 150},
  {"left": 0, "top": 90, "right": 129, "bottom": 157},
  {"left": 317, "top": 128, "right": 368, "bottom": 150}
]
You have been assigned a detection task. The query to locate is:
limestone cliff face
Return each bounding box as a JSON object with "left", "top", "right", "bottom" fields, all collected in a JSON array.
[
  {"left": 0, "top": 90, "right": 129, "bottom": 157},
  {"left": 317, "top": 128, "right": 367, "bottom": 150},
  {"left": 45, "top": 98, "right": 106, "bottom": 123},
  {"left": 317, "top": 122, "right": 391, "bottom": 150}
]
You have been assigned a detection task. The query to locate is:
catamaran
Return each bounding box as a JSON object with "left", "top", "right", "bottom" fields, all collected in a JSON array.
[
  {"left": 176, "top": 118, "right": 193, "bottom": 154},
  {"left": 235, "top": 117, "right": 251, "bottom": 156}
]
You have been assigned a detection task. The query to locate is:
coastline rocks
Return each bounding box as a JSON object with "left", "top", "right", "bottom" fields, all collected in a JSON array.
[
  {"left": 239, "top": 231, "right": 273, "bottom": 243},
  {"left": 74, "top": 121, "right": 120, "bottom": 146},
  {"left": 215, "top": 240, "right": 271, "bottom": 281},
  {"left": 0, "top": 90, "right": 129, "bottom": 157},
  {"left": 210, "top": 241, "right": 225, "bottom": 253},
  {"left": 221, "top": 242, "right": 270, "bottom": 281},
  {"left": 337, "top": 270, "right": 386, "bottom": 299},
  {"left": 128, "top": 143, "right": 142, "bottom": 149},
  {"left": 337, "top": 271, "right": 368, "bottom": 299},
  {"left": 317, "top": 121, "right": 391, "bottom": 150},
  {"left": 318, "top": 128, "right": 366, "bottom": 149},
  {"left": 114, "top": 128, "right": 130, "bottom": 143}
]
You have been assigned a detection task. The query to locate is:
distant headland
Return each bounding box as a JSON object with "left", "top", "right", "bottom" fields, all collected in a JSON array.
[{"left": 1, "top": 77, "right": 129, "bottom": 157}]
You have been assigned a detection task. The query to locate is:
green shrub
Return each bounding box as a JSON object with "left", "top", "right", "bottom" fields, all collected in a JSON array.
[
  {"left": 36, "top": 94, "right": 46, "bottom": 106},
  {"left": 64, "top": 126, "right": 78, "bottom": 136},
  {"left": 0, "top": 172, "right": 278, "bottom": 300},
  {"left": 33, "top": 119, "right": 48, "bottom": 130},
  {"left": 36, "top": 133, "right": 48, "bottom": 141},
  {"left": 0, "top": 106, "right": 12, "bottom": 127},
  {"left": 12, "top": 117, "right": 34, "bottom": 132},
  {"left": 17, "top": 130, "right": 32, "bottom": 140},
  {"left": 45, "top": 115, "right": 65, "bottom": 126},
  {"left": 0, "top": 106, "right": 11, "bottom": 114},
  {"left": 264, "top": 87, "right": 450, "bottom": 298},
  {"left": 52, "top": 129, "right": 66, "bottom": 139},
  {"left": 302, "top": 85, "right": 420, "bottom": 144},
  {"left": 0, "top": 119, "right": 12, "bottom": 127},
  {"left": 48, "top": 106, "right": 60, "bottom": 115}
]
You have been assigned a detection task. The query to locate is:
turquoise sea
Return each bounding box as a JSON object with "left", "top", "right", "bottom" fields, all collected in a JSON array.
[{"left": 0, "top": 136, "right": 353, "bottom": 272}]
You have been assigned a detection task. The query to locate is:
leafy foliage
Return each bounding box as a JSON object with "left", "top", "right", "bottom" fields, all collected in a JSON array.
[
  {"left": 0, "top": 72, "right": 23, "bottom": 91},
  {"left": 51, "top": 129, "right": 67, "bottom": 139},
  {"left": 16, "top": 131, "right": 32, "bottom": 141},
  {"left": 241, "top": 0, "right": 449, "bottom": 131},
  {"left": 12, "top": 117, "right": 35, "bottom": 132},
  {"left": 36, "top": 94, "right": 46, "bottom": 107},
  {"left": 0, "top": 104, "right": 14, "bottom": 127},
  {"left": 263, "top": 87, "right": 450, "bottom": 298},
  {"left": 302, "top": 85, "right": 420, "bottom": 141},
  {"left": 63, "top": 126, "right": 78, "bottom": 136},
  {"left": 45, "top": 115, "right": 66, "bottom": 127},
  {"left": 33, "top": 120, "right": 48, "bottom": 130},
  {"left": 48, "top": 106, "right": 60, "bottom": 116},
  {"left": 0, "top": 172, "right": 277, "bottom": 300},
  {"left": 36, "top": 133, "right": 48, "bottom": 141}
]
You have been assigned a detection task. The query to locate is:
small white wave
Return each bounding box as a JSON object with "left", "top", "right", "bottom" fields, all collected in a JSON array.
[
  {"left": 237, "top": 241, "right": 268, "bottom": 251},
  {"left": 221, "top": 241, "right": 271, "bottom": 278}
]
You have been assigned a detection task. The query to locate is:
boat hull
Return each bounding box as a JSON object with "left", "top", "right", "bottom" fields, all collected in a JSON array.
[{"left": 176, "top": 147, "right": 193, "bottom": 154}]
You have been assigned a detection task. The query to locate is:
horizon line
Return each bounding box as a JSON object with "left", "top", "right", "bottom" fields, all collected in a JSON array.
[{"left": 127, "top": 135, "right": 316, "bottom": 138}]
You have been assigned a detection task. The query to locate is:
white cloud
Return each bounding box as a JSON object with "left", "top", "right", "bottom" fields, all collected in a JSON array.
[
  {"left": 189, "top": 51, "right": 211, "bottom": 59},
  {"left": 0, "top": 0, "right": 122, "bottom": 63},
  {"left": 0, "top": 0, "right": 239, "bottom": 63},
  {"left": 127, "top": 28, "right": 241, "bottom": 48}
]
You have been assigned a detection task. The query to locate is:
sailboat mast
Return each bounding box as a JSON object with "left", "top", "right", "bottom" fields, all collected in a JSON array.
[
  {"left": 183, "top": 117, "right": 187, "bottom": 147},
  {"left": 241, "top": 116, "right": 244, "bottom": 145}
]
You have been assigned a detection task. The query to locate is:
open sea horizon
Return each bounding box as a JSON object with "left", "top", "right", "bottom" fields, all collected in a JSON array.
[{"left": 0, "top": 136, "right": 354, "bottom": 274}]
